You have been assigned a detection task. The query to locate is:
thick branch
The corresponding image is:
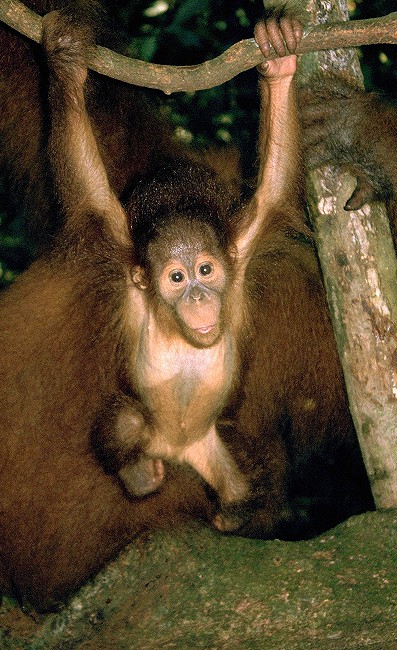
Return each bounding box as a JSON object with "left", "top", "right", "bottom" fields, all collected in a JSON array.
[{"left": 1, "top": 0, "right": 397, "bottom": 93}]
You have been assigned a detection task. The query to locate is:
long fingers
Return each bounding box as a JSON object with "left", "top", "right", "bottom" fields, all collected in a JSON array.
[{"left": 255, "top": 17, "right": 302, "bottom": 58}]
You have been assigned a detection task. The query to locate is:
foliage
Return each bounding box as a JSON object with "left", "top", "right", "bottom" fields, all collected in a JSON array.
[
  {"left": 107, "top": 0, "right": 397, "bottom": 147},
  {"left": 0, "top": 184, "right": 34, "bottom": 288},
  {"left": 350, "top": 0, "right": 397, "bottom": 92},
  {"left": 0, "top": 0, "right": 396, "bottom": 286}
]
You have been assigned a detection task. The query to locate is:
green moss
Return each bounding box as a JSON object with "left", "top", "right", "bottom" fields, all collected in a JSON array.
[
  {"left": 361, "top": 418, "right": 373, "bottom": 439},
  {"left": 1, "top": 511, "right": 397, "bottom": 649}
]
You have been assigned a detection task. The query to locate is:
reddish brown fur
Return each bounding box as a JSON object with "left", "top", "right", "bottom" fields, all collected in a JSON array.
[
  {"left": 0, "top": 248, "right": 213, "bottom": 609},
  {"left": 0, "top": 2, "right": 373, "bottom": 612},
  {"left": 299, "top": 74, "right": 397, "bottom": 232},
  {"left": 0, "top": 0, "right": 186, "bottom": 248}
]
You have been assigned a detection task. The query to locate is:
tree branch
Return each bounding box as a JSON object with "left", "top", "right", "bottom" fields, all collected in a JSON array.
[{"left": 1, "top": 0, "right": 397, "bottom": 93}]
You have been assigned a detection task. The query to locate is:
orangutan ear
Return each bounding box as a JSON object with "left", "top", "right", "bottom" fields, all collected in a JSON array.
[{"left": 132, "top": 266, "right": 149, "bottom": 290}]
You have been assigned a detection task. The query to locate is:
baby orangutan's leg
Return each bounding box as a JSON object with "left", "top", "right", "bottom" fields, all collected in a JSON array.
[{"left": 91, "top": 393, "right": 165, "bottom": 496}]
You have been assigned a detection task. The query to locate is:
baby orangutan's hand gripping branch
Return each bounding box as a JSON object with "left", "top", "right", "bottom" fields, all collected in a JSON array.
[{"left": 42, "top": 10, "right": 301, "bottom": 532}]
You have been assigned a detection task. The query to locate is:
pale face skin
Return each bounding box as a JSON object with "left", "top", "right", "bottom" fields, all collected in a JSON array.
[{"left": 143, "top": 219, "right": 230, "bottom": 348}]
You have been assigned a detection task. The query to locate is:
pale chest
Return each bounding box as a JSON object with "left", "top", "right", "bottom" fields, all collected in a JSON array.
[{"left": 133, "top": 320, "right": 236, "bottom": 446}]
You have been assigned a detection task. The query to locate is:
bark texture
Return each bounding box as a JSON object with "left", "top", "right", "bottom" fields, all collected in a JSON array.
[
  {"left": 1, "top": 0, "right": 397, "bottom": 92},
  {"left": 301, "top": 0, "right": 397, "bottom": 509}
]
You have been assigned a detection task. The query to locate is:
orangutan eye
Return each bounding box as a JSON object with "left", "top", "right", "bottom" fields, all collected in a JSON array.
[
  {"left": 169, "top": 270, "right": 185, "bottom": 284},
  {"left": 199, "top": 263, "right": 213, "bottom": 277}
]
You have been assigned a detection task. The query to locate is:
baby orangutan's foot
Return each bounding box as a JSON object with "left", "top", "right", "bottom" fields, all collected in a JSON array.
[{"left": 212, "top": 501, "right": 252, "bottom": 533}]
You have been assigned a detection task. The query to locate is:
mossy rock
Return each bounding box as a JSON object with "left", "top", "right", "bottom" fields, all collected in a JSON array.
[{"left": 1, "top": 510, "right": 396, "bottom": 649}]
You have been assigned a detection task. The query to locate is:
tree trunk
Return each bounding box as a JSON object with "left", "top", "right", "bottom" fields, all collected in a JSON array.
[{"left": 300, "top": 0, "right": 397, "bottom": 509}]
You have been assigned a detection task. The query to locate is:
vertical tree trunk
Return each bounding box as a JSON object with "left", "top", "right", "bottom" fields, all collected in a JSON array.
[{"left": 300, "top": 0, "right": 397, "bottom": 508}]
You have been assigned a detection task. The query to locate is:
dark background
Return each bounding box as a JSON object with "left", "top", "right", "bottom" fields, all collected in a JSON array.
[{"left": 1, "top": 0, "right": 396, "bottom": 287}]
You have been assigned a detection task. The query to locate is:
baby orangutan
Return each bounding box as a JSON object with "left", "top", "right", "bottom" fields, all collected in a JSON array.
[{"left": 46, "top": 14, "right": 301, "bottom": 530}]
